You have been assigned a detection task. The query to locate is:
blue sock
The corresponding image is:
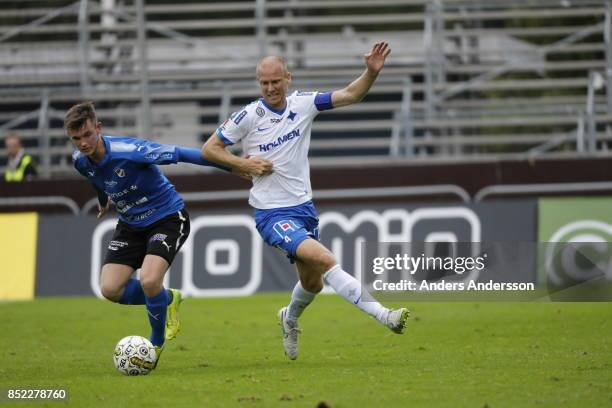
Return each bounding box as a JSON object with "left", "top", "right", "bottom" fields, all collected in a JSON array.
[
  {"left": 118, "top": 279, "right": 146, "bottom": 305},
  {"left": 145, "top": 289, "right": 168, "bottom": 347}
]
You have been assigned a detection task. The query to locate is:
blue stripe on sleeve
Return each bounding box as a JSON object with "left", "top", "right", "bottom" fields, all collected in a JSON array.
[
  {"left": 216, "top": 128, "right": 234, "bottom": 145},
  {"left": 314, "top": 91, "right": 333, "bottom": 111}
]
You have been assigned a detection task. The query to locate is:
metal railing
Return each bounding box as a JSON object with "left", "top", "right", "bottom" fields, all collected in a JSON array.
[
  {"left": 0, "top": 0, "right": 610, "bottom": 178},
  {"left": 0, "top": 196, "right": 80, "bottom": 215},
  {"left": 80, "top": 184, "right": 471, "bottom": 216},
  {"left": 419, "top": 0, "right": 612, "bottom": 159},
  {"left": 474, "top": 181, "right": 612, "bottom": 202}
]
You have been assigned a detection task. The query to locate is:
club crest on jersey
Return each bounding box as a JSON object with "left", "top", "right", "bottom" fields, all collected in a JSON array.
[
  {"left": 256, "top": 107, "right": 265, "bottom": 117},
  {"left": 114, "top": 167, "right": 126, "bottom": 177},
  {"left": 287, "top": 111, "right": 297, "bottom": 121}
]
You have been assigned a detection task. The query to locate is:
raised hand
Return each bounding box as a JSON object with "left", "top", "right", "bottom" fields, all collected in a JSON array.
[{"left": 364, "top": 41, "right": 391, "bottom": 74}]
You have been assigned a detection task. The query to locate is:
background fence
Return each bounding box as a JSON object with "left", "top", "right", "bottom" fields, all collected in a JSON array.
[{"left": 0, "top": 0, "right": 611, "bottom": 178}]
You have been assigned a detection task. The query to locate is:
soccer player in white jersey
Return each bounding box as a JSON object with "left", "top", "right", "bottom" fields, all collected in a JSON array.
[{"left": 202, "top": 42, "right": 409, "bottom": 360}]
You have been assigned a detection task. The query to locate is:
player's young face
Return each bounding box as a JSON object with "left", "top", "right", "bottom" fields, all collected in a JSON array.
[
  {"left": 68, "top": 120, "right": 102, "bottom": 157},
  {"left": 257, "top": 62, "right": 291, "bottom": 109}
]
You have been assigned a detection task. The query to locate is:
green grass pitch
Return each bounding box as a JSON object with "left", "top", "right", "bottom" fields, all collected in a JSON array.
[{"left": 1, "top": 294, "right": 611, "bottom": 407}]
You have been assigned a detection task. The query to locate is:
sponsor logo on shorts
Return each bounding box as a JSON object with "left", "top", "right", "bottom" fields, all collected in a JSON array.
[
  {"left": 150, "top": 233, "right": 172, "bottom": 252},
  {"left": 149, "top": 234, "right": 168, "bottom": 242},
  {"left": 150, "top": 233, "right": 168, "bottom": 242},
  {"left": 274, "top": 221, "right": 297, "bottom": 232},
  {"left": 108, "top": 240, "right": 128, "bottom": 251},
  {"left": 272, "top": 220, "right": 300, "bottom": 242}
]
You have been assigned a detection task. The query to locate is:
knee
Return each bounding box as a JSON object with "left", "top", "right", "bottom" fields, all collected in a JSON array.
[
  {"left": 139, "top": 273, "right": 162, "bottom": 297},
  {"left": 313, "top": 249, "right": 337, "bottom": 273},
  {"left": 100, "top": 284, "right": 122, "bottom": 302},
  {"left": 295, "top": 240, "right": 337, "bottom": 273}
]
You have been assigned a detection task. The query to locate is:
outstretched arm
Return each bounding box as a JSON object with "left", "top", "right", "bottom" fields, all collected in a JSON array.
[
  {"left": 126, "top": 139, "right": 232, "bottom": 172},
  {"left": 331, "top": 41, "right": 391, "bottom": 108},
  {"left": 176, "top": 146, "right": 231, "bottom": 172},
  {"left": 202, "top": 132, "right": 273, "bottom": 177}
]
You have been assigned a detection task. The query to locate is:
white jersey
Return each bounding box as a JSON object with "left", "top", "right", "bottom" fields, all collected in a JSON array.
[{"left": 216, "top": 90, "right": 333, "bottom": 209}]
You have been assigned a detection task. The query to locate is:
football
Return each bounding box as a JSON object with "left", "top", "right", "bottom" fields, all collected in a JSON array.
[{"left": 112, "top": 335, "right": 157, "bottom": 376}]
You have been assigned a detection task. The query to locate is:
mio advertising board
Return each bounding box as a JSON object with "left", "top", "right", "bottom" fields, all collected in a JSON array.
[{"left": 30, "top": 200, "right": 537, "bottom": 298}]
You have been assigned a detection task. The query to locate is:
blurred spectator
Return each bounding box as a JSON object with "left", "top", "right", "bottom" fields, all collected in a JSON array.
[{"left": 3, "top": 133, "right": 38, "bottom": 182}]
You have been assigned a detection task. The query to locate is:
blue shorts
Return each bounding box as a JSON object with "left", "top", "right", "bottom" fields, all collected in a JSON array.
[{"left": 254, "top": 200, "right": 320, "bottom": 263}]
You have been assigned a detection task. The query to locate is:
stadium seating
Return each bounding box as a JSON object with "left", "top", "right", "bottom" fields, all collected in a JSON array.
[{"left": 0, "top": 0, "right": 610, "bottom": 177}]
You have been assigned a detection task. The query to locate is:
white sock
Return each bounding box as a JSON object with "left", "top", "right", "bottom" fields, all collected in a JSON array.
[
  {"left": 323, "top": 264, "right": 388, "bottom": 323},
  {"left": 286, "top": 281, "right": 316, "bottom": 323}
]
